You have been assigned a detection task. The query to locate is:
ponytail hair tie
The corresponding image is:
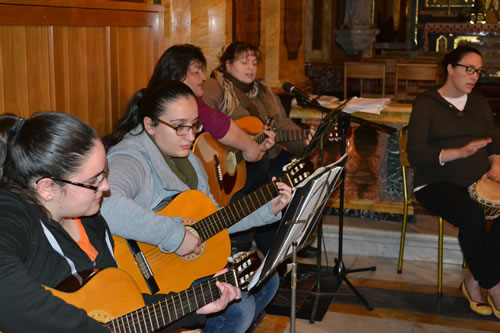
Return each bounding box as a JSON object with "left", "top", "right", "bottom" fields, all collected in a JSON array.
[{"left": 8, "top": 117, "right": 26, "bottom": 141}]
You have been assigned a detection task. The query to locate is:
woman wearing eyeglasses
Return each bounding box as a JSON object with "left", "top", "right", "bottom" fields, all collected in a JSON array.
[
  {"left": 0, "top": 112, "right": 239, "bottom": 332},
  {"left": 407, "top": 45, "right": 500, "bottom": 318},
  {"left": 101, "top": 79, "right": 292, "bottom": 333}
]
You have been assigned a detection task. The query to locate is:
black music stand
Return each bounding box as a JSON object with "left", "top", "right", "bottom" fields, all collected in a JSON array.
[
  {"left": 293, "top": 96, "right": 397, "bottom": 320},
  {"left": 248, "top": 155, "right": 346, "bottom": 333}
]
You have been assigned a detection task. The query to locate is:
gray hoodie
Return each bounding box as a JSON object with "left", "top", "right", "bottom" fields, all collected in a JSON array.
[{"left": 101, "top": 128, "right": 280, "bottom": 252}]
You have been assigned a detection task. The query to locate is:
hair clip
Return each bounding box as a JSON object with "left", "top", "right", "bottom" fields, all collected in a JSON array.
[{"left": 8, "top": 117, "right": 26, "bottom": 141}]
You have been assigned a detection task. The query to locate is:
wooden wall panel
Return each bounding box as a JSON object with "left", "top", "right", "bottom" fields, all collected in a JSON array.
[
  {"left": 0, "top": 0, "right": 164, "bottom": 136},
  {"left": 0, "top": 26, "right": 55, "bottom": 117},
  {"left": 111, "top": 26, "right": 154, "bottom": 131}
]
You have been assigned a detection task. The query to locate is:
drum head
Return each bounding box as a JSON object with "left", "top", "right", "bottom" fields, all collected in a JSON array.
[{"left": 475, "top": 179, "right": 500, "bottom": 205}]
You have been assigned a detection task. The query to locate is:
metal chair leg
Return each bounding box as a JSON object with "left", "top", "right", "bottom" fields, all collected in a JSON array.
[
  {"left": 438, "top": 217, "right": 444, "bottom": 296},
  {"left": 397, "top": 166, "right": 409, "bottom": 274}
]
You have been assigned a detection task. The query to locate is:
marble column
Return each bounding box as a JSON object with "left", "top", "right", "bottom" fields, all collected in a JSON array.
[{"left": 336, "top": 0, "right": 379, "bottom": 55}]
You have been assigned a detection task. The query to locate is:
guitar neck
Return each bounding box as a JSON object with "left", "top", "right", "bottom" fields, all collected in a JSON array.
[
  {"left": 275, "top": 129, "right": 308, "bottom": 143},
  {"left": 233, "top": 129, "right": 307, "bottom": 165},
  {"left": 105, "top": 271, "right": 236, "bottom": 333},
  {"left": 233, "top": 130, "right": 267, "bottom": 165},
  {"left": 194, "top": 173, "right": 293, "bottom": 242}
]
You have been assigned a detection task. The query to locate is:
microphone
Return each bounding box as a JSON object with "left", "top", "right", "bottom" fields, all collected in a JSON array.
[{"left": 282, "top": 82, "right": 320, "bottom": 106}]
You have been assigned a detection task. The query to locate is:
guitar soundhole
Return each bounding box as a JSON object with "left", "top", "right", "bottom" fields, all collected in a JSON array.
[{"left": 180, "top": 219, "right": 206, "bottom": 261}]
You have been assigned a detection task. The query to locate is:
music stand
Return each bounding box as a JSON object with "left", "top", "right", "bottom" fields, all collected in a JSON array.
[
  {"left": 248, "top": 155, "right": 347, "bottom": 332},
  {"left": 291, "top": 96, "right": 397, "bottom": 319}
]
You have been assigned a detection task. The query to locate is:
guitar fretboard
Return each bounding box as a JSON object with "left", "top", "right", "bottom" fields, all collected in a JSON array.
[
  {"left": 106, "top": 270, "right": 236, "bottom": 333},
  {"left": 193, "top": 178, "right": 283, "bottom": 242},
  {"left": 275, "top": 129, "right": 308, "bottom": 143},
  {"left": 232, "top": 128, "right": 308, "bottom": 166},
  {"left": 192, "top": 159, "right": 308, "bottom": 242}
]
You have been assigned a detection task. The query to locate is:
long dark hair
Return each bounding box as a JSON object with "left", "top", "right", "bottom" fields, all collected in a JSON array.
[
  {"left": 442, "top": 45, "right": 482, "bottom": 81},
  {"left": 110, "top": 79, "right": 196, "bottom": 146},
  {"left": 218, "top": 41, "right": 262, "bottom": 71},
  {"left": 148, "top": 44, "right": 207, "bottom": 88},
  {"left": 0, "top": 112, "right": 98, "bottom": 208}
]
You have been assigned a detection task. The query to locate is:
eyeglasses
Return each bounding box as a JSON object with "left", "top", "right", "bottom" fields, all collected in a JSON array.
[
  {"left": 36, "top": 167, "right": 108, "bottom": 193},
  {"left": 455, "top": 63, "right": 484, "bottom": 77},
  {"left": 157, "top": 118, "right": 204, "bottom": 136}
]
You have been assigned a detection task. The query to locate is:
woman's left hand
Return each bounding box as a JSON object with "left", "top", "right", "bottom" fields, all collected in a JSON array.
[
  {"left": 482, "top": 155, "right": 500, "bottom": 183},
  {"left": 196, "top": 268, "right": 241, "bottom": 315},
  {"left": 304, "top": 127, "right": 317, "bottom": 146},
  {"left": 259, "top": 129, "right": 276, "bottom": 152},
  {"left": 270, "top": 179, "right": 293, "bottom": 214}
]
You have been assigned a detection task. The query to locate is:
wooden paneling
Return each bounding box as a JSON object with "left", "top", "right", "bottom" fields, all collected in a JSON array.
[
  {"left": 0, "top": 0, "right": 164, "bottom": 136},
  {"left": 233, "top": 0, "right": 260, "bottom": 47}
]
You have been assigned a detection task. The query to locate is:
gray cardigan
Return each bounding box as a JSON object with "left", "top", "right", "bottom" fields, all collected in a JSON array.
[{"left": 101, "top": 129, "right": 280, "bottom": 252}]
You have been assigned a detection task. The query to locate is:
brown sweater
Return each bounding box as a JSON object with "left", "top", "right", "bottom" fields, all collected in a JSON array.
[
  {"left": 407, "top": 88, "right": 500, "bottom": 188},
  {"left": 203, "top": 77, "right": 305, "bottom": 158}
]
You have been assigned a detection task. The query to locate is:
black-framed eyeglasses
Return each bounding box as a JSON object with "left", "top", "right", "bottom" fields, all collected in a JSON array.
[
  {"left": 156, "top": 118, "right": 204, "bottom": 136},
  {"left": 455, "top": 63, "right": 484, "bottom": 77},
  {"left": 36, "top": 167, "right": 108, "bottom": 193}
]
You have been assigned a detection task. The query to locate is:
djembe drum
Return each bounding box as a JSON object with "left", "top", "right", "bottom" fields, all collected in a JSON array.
[{"left": 468, "top": 179, "right": 500, "bottom": 220}]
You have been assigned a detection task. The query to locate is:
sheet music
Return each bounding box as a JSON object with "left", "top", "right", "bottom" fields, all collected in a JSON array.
[{"left": 248, "top": 155, "right": 347, "bottom": 290}]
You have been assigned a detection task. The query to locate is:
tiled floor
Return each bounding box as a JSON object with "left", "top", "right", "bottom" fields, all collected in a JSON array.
[{"left": 253, "top": 215, "right": 500, "bottom": 333}]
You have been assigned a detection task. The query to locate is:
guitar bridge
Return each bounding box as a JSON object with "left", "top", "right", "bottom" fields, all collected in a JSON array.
[
  {"left": 126, "top": 239, "right": 160, "bottom": 294},
  {"left": 133, "top": 251, "right": 154, "bottom": 279}
]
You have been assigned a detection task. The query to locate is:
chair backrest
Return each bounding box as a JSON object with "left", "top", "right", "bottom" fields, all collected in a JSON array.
[
  {"left": 395, "top": 63, "right": 439, "bottom": 102},
  {"left": 399, "top": 125, "right": 411, "bottom": 168},
  {"left": 344, "top": 62, "right": 386, "bottom": 100}
]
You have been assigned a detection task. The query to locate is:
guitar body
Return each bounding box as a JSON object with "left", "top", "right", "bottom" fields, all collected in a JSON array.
[
  {"left": 45, "top": 268, "right": 145, "bottom": 324},
  {"left": 193, "top": 116, "right": 264, "bottom": 207},
  {"left": 234, "top": 116, "right": 265, "bottom": 135},
  {"left": 113, "top": 190, "right": 231, "bottom": 294}
]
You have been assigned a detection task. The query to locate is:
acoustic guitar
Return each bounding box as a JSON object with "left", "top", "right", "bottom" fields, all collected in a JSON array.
[
  {"left": 193, "top": 116, "right": 310, "bottom": 206},
  {"left": 43, "top": 251, "right": 259, "bottom": 332},
  {"left": 113, "top": 158, "right": 312, "bottom": 295}
]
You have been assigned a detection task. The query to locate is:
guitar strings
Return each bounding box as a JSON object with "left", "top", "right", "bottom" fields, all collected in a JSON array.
[
  {"left": 107, "top": 273, "right": 237, "bottom": 332},
  {"left": 193, "top": 177, "right": 286, "bottom": 239}
]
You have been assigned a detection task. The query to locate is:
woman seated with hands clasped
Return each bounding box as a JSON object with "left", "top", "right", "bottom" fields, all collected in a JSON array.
[
  {"left": 0, "top": 112, "right": 239, "bottom": 333},
  {"left": 407, "top": 45, "right": 500, "bottom": 318}
]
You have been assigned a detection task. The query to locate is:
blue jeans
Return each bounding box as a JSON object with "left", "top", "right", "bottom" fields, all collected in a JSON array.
[{"left": 203, "top": 273, "right": 279, "bottom": 333}]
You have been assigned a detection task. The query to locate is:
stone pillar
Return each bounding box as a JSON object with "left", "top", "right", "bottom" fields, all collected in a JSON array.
[{"left": 336, "top": 0, "right": 379, "bottom": 55}]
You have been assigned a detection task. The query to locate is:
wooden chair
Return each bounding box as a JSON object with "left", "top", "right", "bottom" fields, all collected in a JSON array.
[
  {"left": 362, "top": 57, "right": 397, "bottom": 97},
  {"left": 394, "top": 63, "right": 439, "bottom": 102},
  {"left": 397, "top": 125, "right": 446, "bottom": 295},
  {"left": 344, "top": 62, "right": 386, "bottom": 100}
]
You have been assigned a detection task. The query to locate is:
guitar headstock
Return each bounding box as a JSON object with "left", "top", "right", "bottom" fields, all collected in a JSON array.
[
  {"left": 229, "top": 251, "right": 261, "bottom": 291},
  {"left": 282, "top": 158, "right": 314, "bottom": 188}
]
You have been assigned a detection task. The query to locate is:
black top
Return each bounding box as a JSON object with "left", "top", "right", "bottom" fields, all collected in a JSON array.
[
  {"left": 408, "top": 89, "right": 500, "bottom": 188},
  {"left": 0, "top": 189, "right": 115, "bottom": 332}
]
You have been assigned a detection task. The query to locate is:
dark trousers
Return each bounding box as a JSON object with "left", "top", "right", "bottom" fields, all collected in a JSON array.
[
  {"left": 230, "top": 150, "right": 294, "bottom": 255},
  {"left": 415, "top": 182, "right": 500, "bottom": 289}
]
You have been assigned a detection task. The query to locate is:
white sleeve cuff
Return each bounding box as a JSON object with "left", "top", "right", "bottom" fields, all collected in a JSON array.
[{"left": 439, "top": 150, "right": 445, "bottom": 166}]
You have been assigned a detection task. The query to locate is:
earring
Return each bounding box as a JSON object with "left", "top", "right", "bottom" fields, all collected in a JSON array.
[{"left": 47, "top": 196, "right": 53, "bottom": 200}]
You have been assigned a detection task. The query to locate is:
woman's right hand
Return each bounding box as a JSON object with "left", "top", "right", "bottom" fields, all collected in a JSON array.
[{"left": 175, "top": 229, "right": 201, "bottom": 256}]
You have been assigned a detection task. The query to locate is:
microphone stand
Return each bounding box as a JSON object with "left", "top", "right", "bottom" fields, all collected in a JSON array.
[{"left": 293, "top": 95, "right": 397, "bottom": 320}]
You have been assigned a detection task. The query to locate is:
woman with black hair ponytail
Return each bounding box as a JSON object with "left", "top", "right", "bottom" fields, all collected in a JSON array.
[
  {"left": 0, "top": 111, "right": 114, "bottom": 332},
  {"left": 101, "top": 79, "right": 293, "bottom": 333},
  {"left": 0, "top": 111, "right": 239, "bottom": 332}
]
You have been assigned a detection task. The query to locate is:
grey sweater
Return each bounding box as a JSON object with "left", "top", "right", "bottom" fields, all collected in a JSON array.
[
  {"left": 407, "top": 89, "right": 500, "bottom": 188},
  {"left": 101, "top": 129, "right": 280, "bottom": 252}
]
